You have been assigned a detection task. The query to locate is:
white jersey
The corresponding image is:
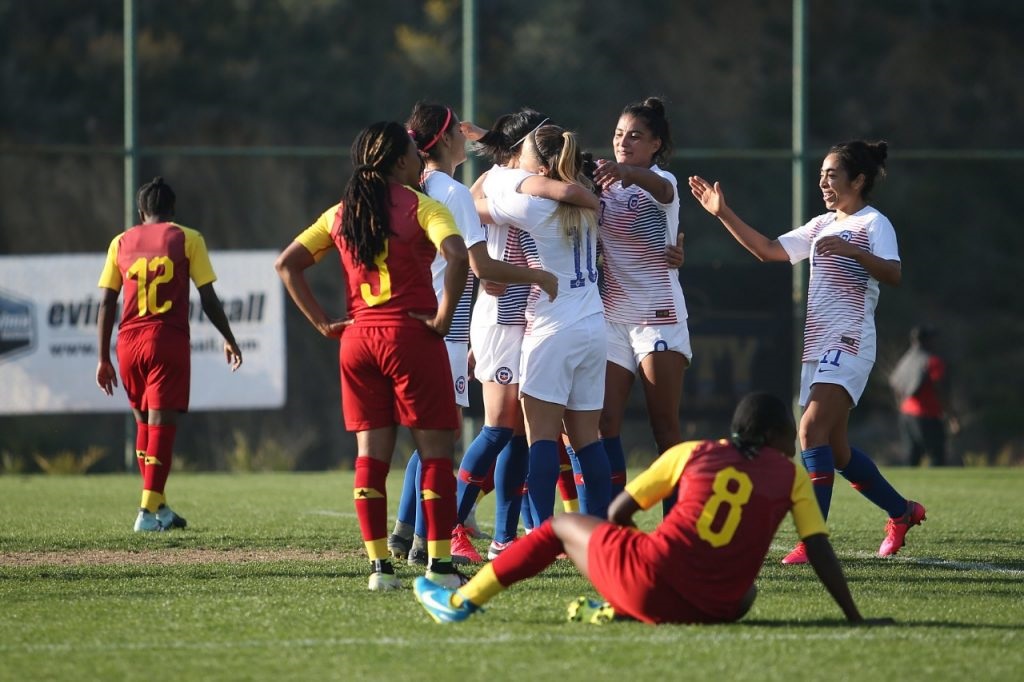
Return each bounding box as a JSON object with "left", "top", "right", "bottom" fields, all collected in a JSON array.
[
  {"left": 778, "top": 205, "right": 899, "bottom": 363},
  {"left": 423, "top": 169, "right": 480, "bottom": 344},
  {"left": 598, "top": 165, "right": 686, "bottom": 325},
  {"left": 487, "top": 185, "right": 603, "bottom": 337},
  {"left": 470, "top": 165, "right": 535, "bottom": 329}
]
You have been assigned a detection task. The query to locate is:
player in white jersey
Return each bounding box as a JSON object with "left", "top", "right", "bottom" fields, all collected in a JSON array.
[
  {"left": 592, "top": 97, "right": 690, "bottom": 514},
  {"left": 689, "top": 139, "right": 926, "bottom": 564},
  {"left": 479, "top": 123, "right": 614, "bottom": 525},
  {"left": 389, "top": 102, "right": 561, "bottom": 565}
]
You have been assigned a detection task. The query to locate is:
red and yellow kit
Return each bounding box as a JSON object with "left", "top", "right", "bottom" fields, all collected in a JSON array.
[
  {"left": 588, "top": 439, "right": 828, "bottom": 624},
  {"left": 98, "top": 222, "right": 216, "bottom": 410},
  {"left": 295, "top": 183, "right": 462, "bottom": 431}
]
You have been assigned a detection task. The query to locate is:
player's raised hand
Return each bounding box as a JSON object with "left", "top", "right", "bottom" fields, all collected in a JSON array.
[
  {"left": 459, "top": 121, "right": 488, "bottom": 142},
  {"left": 224, "top": 340, "right": 243, "bottom": 371},
  {"left": 593, "top": 159, "right": 629, "bottom": 191},
  {"left": 96, "top": 359, "right": 118, "bottom": 396},
  {"left": 689, "top": 176, "right": 725, "bottom": 217}
]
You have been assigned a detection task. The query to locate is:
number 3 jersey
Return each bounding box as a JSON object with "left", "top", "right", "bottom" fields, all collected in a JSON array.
[
  {"left": 98, "top": 222, "right": 217, "bottom": 335},
  {"left": 626, "top": 439, "right": 827, "bottom": 614}
]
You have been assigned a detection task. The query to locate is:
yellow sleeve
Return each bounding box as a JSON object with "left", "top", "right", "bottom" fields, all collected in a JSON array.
[
  {"left": 625, "top": 441, "right": 701, "bottom": 510},
  {"left": 97, "top": 235, "right": 123, "bottom": 291},
  {"left": 413, "top": 189, "right": 461, "bottom": 249},
  {"left": 179, "top": 225, "right": 217, "bottom": 288},
  {"left": 295, "top": 204, "right": 340, "bottom": 263},
  {"left": 790, "top": 462, "right": 829, "bottom": 538}
]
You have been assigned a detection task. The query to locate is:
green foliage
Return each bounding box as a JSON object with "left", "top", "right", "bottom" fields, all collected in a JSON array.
[
  {"left": 1, "top": 469, "right": 1022, "bottom": 681},
  {"left": 30, "top": 446, "right": 108, "bottom": 475}
]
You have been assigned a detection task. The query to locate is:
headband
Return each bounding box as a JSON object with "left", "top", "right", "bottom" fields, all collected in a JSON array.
[
  {"left": 510, "top": 117, "right": 550, "bottom": 149},
  {"left": 415, "top": 108, "right": 453, "bottom": 153}
]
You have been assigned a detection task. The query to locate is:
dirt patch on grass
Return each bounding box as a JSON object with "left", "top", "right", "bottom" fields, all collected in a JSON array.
[{"left": 0, "top": 548, "right": 358, "bottom": 567}]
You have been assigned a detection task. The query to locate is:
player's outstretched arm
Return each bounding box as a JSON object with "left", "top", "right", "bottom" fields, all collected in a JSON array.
[
  {"left": 805, "top": 534, "right": 892, "bottom": 625},
  {"left": 687, "top": 176, "right": 790, "bottom": 263},
  {"left": 519, "top": 175, "right": 600, "bottom": 211},
  {"left": 198, "top": 283, "right": 243, "bottom": 371},
  {"left": 95, "top": 287, "right": 120, "bottom": 395},
  {"left": 467, "top": 243, "right": 558, "bottom": 302}
]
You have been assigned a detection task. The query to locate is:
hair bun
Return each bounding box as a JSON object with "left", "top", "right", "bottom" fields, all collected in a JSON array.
[
  {"left": 870, "top": 140, "right": 889, "bottom": 165},
  {"left": 642, "top": 97, "right": 665, "bottom": 115},
  {"left": 151, "top": 176, "right": 165, "bottom": 186}
]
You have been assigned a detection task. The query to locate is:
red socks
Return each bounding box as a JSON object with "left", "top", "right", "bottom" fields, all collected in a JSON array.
[
  {"left": 491, "top": 519, "right": 563, "bottom": 586},
  {"left": 144, "top": 423, "right": 176, "bottom": 494}
]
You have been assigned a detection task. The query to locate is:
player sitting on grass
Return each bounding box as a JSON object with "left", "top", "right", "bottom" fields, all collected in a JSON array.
[{"left": 414, "top": 392, "right": 891, "bottom": 625}]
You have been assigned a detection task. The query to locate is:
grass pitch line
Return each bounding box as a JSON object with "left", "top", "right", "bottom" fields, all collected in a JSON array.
[{"left": 770, "top": 543, "right": 1024, "bottom": 576}]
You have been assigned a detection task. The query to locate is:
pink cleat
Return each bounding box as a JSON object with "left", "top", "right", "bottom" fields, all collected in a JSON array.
[
  {"left": 451, "top": 525, "right": 483, "bottom": 564},
  {"left": 781, "top": 541, "right": 808, "bottom": 565},
  {"left": 878, "top": 500, "right": 927, "bottom": 557}
]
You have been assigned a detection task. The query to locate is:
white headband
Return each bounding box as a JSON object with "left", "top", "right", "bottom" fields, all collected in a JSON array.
[{"left": 510, "top": 118, "right": 550, "bottom": 149}]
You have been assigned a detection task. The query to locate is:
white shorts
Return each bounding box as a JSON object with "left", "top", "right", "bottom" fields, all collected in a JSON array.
[
  {"left": 519, "top": 313, "right": 607, "bottom": 411},
  {"left": 470, "top": 324, "right": 524, "bottom": 386},
  {"left": 799, "top": 350, "right": 874, "bottom": 408},
  {"left": 606, "top": 320, "right": 693, "bottom": 373},
  {"left": 445, "top": 340, "right": 470, "bottom": 408}
]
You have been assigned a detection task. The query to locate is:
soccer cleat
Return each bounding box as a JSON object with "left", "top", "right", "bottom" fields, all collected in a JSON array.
[
  {"left": 156, "top": 504, "right": 187, "bottom": 530},
  {"left": 781, "top": 542, "right": 808, "bottom": 565},
  {"left": 413, "top": 577, "right": 479, "bottom": 623},
  {"left": 878, "top": 500, "right": 927, "bottom": 557},
  {"left": 487, "top": 538, "right": 516, "bottom": 561},
  {"left": 451, "top": 525, "right": 483, "bottom": 564},
  {"left": 408, "top": 536, "right": 428, "bottom": 566},
  {"left": 133, "top": 509, "right": 163, "bottom": 532},
  {"left": 463, "top": 508, "right": 492, "bottom": 540},
  {"left": 425, "top": 559, "right": 470, "bottom": 589},
  {"left": 387, "top": 533, "right": 412, "bottom": 561},
  {"left": 368, "top": 571, "right": 402, "bottom": 592},
  {"left": 567, "top": 596, "right": 616, "bottom": 624}
]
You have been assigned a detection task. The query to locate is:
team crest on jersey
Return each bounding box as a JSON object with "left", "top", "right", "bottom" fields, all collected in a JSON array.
[
  {"left": 839, "top": 230, "right": 853, "bottom": 242},
  {"left": 494, "top": 367, "right": 514, "bottom": 385},
  {"left": 455, "top": 376, "right": 467, "bottom": 395},
  {"left": 627, "top": 193, "right": 641, "bottom": 210}
]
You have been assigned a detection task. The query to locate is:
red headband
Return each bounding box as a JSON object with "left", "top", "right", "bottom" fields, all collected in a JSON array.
[{"left": 418, "top": 108, "right": 453, "bottom": 153}]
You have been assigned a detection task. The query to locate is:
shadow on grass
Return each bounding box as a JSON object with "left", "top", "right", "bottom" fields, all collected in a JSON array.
[{"left": 739, "top": 619, "right": 1024, "bottom": 631}]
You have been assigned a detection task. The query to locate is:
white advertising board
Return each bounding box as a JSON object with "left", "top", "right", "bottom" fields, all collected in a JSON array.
[{"left": 0, "top": 251, "right": 285, "bottom": 414}]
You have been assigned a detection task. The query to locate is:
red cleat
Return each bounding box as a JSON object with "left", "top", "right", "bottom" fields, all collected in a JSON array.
[
  {"left": 878, "top": 500, "right": 927, "bottom": 557},
  {"left": 451, "top": 525, "right": 483, "bottom": 564},
  {"left": 781, "top": 541, "right": 808, "bottom": 565}
]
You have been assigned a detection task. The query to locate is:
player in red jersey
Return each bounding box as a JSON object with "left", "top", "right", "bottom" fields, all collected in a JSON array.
[
  {"left": 96, "top": 177, "right": 243, "bottom": 532},
  {"left": 275, "top": 121, "right": 470, "bottom": 592},
  {"left": 414, "top": 392, "right": 891, "bottom": 626}
]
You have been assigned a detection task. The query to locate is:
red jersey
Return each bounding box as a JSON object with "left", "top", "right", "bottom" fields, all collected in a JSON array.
[
  {"left": 626, "top": 439, "right": 827, "bottom": 619},
  {"left": 98, "top": 222, "right": 216, "bottom": 334},
  {"left": 900, "top": 355, "right": 946, "bottom": 418},
  {"left": 295, "top": 184, "right": 460, "bottom": 328}
]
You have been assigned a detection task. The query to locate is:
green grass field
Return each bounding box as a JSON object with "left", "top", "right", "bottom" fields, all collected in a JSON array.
[{"left": 2, "top": 468, "right": 1022, "bottom": 681}]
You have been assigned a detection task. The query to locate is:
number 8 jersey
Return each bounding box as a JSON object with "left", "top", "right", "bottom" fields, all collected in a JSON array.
[
  {"left": 98, "top": 222, "right": 217, "bottom": 334},
  {"left": 626, "top": 439, "right": 828, "bottom": 617}
]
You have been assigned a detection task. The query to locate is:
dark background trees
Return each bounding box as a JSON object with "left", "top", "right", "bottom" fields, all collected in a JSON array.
[{"left": 2, "top": 0, "right": 1021, "bottom": 469}]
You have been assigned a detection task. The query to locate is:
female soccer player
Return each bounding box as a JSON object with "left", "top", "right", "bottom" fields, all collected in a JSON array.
[
  {"left": 389, "top": 102, "right": 560, "bottom": 565},
  {"left": 414, "top": 392, "right": 889, "bottom": 626},
  {"left": 688, "top": 140, "right": 926, "bottom": 563},
  {"left": 96, "top": 176, "right": 243, "bottom": 532},
  {"left": 477, "top": 123, "right": 613, "bottom": 527},
  {"left": 275, "top": 121, "right": 469, "bottom": 591},
  {"left": 592, "top": 97, "right": 690, "bottom": 511}
]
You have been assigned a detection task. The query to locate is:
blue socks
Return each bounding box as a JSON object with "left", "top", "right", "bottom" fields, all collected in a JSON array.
[
  {"left": 573, "top": 440, "right": 611, "bottom": 520},
  {"left": 801, "top": 445, "right": 836, "bottom": 520},
  {"left": 457, "top": 426, "right": 512, "bottom": 524},
  {"left": 494, "top": 435, "right": 529, "bottom": 542},
  {"left": 526, "top": 440, "right": 560, "bottom": 524},
  {"left": 839, "top": 447, "right": 907, "bottom": 518},
  {"left": 397, "top": 451, "right": 421, "bottom": 528},
  {"left": 601, "top": 436, "right": 627, "bottom": 498}
]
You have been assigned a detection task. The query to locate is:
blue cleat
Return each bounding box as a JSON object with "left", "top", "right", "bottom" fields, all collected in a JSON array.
[{"left": 413, "top": 577, "right": 479, "bottom": 623}]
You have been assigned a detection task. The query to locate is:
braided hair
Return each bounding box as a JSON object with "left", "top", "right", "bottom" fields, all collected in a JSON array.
[
  {"left": 137, "top": 176, "right": 176, "bottom": 219},
  {"left": 729, "top": 392, "right": 794, "bottom": 460},
  {"left": 340, "top": 121, "right": 413, "bottom": 268}
]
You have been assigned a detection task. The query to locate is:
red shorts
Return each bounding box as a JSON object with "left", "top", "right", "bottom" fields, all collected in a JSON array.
[
  {"left": 587, "top": 523, "right": 717, "bottom": 625},
  {"left": 116, "top": 325, "right": 190, "bottom": 412},
  {"left": 339, "top": 324, "right": 458, "bottom": 431}
]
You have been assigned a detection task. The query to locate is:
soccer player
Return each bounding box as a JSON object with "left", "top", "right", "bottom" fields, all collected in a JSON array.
[
  {"left": 275, "top": 121, "right": 469, "bottom": 591},
  {"left": 592, "top": 97, "right": 691, "bottom": 514},
  {"left": 96, "top": 176, "right": 243, "bottom": 532},
  {"left": 413, "top": 392, "right": 887, "bottom": 626},
  {"left": 688, "top": 140, "right": 926, "bottom": 563}
]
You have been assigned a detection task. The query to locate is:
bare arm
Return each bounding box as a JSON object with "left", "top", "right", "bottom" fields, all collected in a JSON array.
[
  {"left": 468, "top": 243, "right": 557, "bottom": 301},
  {"left": 594, "top": 161, "right": 674, "bottom": 204},
  {"left": 468, "top": 170, "right": 489, "bottom": 201},
  {"left": 274, "top": 240, "right": 350, "bottom": 338},
  {"left": 418, "top": 234, "right": 469, "bottom": 337},
  {"left": 688, "top": 175, "right": 790, "bottom": 263},
  {"left": 607, "top": 490, "right": 641, "bottom": 527},
  {"left": 198, "top": 283, "right": 243, "bottom": 370},
  {"left": 519, "top": 175, "right": 600, "bottom": 211},
  {"left": 804, "top": 534, "right": 880, "bottom": 624},
  {"left": 95, "top": 287, "right": 119, "bottom": 395},
  {"left": 814, "top": 236, "right": 902, "bottom": 286}
]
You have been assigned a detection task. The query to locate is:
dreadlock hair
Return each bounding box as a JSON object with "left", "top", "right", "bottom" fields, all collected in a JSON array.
[
  {"left": 407, "top": 101, "right": 455, "bottom": 161},
  {"left": 828, "top": 140, "right": 888, "bottom": 200},
  {"left": 137, "top": 176, "right": 176, "bottom": 219},
  {"left": 340, "top": 121, "right": 413, "bottom": 268},
  {"left": 473, "top": 108, "right": 550, "bottom": 166},
  {"left": 529, "top": 124, "right": 597, "bottom": 240},
  {"left": 729, "top": 392, "right": 794, "bottom": 460},
  {"left": 621, "top": 96, "right": 673, "bottom": 167}
]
